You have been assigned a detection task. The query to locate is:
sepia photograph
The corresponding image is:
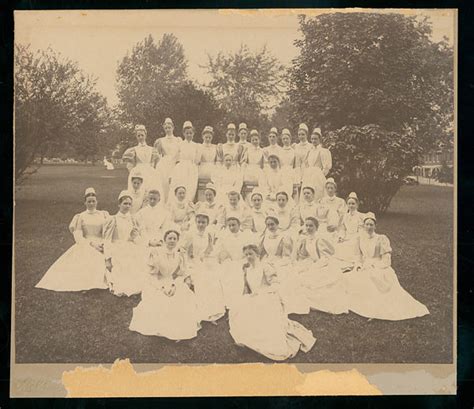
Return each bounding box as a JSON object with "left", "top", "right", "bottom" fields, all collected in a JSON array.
[{"left": 12, "top": 8, "right": 456, "bottom": 396}]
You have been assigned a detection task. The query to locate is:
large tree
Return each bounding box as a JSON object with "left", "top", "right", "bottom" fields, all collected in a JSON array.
[
  {"left": 116, "top": 34, "right": 187, "bottom": 138},
  {"left": 289, "top": 13, "right": 453, "bottom": 149},
  {"left": 15, "top": 44, "right": 109, "bottom": 182},
  {"left": 204, "top": 44, "right": 287, "bottom": 131},
  {"left": 116, "top": 34, "right": 225, "bottom": 144},
  {"left": 288, "top": 13, "right": 454, "bottom": 213}
]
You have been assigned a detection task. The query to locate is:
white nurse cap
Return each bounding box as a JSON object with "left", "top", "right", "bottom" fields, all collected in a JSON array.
[
  {"left": 84, "top": 187, "right": 96, "bottom": 197},
  {"left": 118, "top": 190, "right": 132, "bottom": 201},
  {"left": 364, "top": 212, "right": 376, "bottom": 222},
  {"left": 183, "top": 120, "right": 193, "bottom": 129},
  {"left": 298, "top": 123, "right": 309, "bottom": 133}
]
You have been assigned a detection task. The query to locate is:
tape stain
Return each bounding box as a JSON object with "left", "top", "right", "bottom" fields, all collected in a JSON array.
[{"left": 61, "top": 359, "right": 382, "bottom": 397}]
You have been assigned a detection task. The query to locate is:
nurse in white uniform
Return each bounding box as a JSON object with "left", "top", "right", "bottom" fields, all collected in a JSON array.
[{"left": 36, "top": 187, "right": 109, "bottom": 292}]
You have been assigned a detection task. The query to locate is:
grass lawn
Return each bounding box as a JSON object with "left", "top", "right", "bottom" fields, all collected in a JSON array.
[{"left": 14, "top": 165, "right": 454, "bottom": 364}]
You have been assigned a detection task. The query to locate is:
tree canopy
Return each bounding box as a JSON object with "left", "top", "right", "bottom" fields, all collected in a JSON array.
[
  {"left": 289, "top": 13, "right": 454, "bottom": 150},
  {"left": 205, "top": 44, "right": 287, "bottom": 131},
  {"left": 116, "top": 34, "right": 225, "bottom": 144},
  {"left": 15, "top": 44, "right": 109, "bottom": 182}
]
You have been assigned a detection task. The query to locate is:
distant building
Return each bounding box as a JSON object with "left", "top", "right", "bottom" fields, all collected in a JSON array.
[{"left": 413, "top": 145, "right": 453, "bottom": 178}]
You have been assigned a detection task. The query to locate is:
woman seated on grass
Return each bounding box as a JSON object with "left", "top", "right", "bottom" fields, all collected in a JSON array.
[
  {"left": 103, "top": 190, "right": 149, "bottom": 297},
  {"left": 228, "top": 243, "right": 316, "bottom": 361},
  {"left": 36, "top": 187, "right": 109, "bottom": 292},
  {"left": 129, "top": 229, "right": 201, "bottom": 340},
  {"left": 344, "top": 212, "right": 430, "bottom": 321}
]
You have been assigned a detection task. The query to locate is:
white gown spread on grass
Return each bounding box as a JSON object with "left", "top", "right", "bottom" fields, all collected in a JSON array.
[
  {"left": 293, "top": 234, "right": 349, "bottom": 314},
  {"left": 35, "top": 210, "right": 109, "bottom": 292},
  {"left": 228, "top": 261, "right": 316, "bottom": 361},
  {"left": 103, "top": 213, "right": 149, "bottom": 297},
  {"left": 181, "top": 229, "right": 226, "bottom": 322},
  {"left": 344, "top": 233, "right": 430, "bottom": 321},
  {"left": 129, "top": 247, "right": 201, "bottom": 340}
]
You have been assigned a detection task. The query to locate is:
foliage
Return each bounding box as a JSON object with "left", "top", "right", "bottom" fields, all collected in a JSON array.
[
  {"left": 326, "top": 124, "right": 421, "bottom": 214},
  {"left": 288, "top": 12, "right": 454, "bottom": 212},
  {"left": 289, "top": 12, "right": 454, "bottom": 148},
  {"left": 14, "top": 44, "right": 109, "bottom": 182},
  {"left": 436, "top": 161, "right": 453, "bottom": 184},
  {"left": 204, "top": 44, "right": 287, "bottom": 131},
  {"left": 116, "top": 34, "right": 225, "bottom": 143}
]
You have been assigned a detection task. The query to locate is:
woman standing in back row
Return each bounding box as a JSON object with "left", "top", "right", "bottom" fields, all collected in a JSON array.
[
  {"left": 169, "top": 121, "right": 200, "bottom": 202},
  {"left": 301, "top": 127, "right": 332, "bottom": 201},
  {"left": 153, "top": 118, "right": 181, "bottom": 203}
]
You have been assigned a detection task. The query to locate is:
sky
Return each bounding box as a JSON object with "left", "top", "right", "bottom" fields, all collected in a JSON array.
[{"left": 15, "top": 9, "right": 456, "bottom": 107}]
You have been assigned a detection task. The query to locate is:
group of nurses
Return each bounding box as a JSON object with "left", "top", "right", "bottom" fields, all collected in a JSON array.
[{"left": 34, "top": 117, "right": 430, "bottom": 361}]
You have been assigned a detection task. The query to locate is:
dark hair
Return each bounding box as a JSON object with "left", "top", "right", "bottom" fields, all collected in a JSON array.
[
  {"left": 131, "top": 176, "right": 143, "bottom": 182},
  {"left": 242, "top": 244, "right": 260, "bottom": 255},
  {"left": 265, "top": 215, "right": 279, "bottom": 225},
  {"left": 174, "top": 186, "right": 186, "bottom": 194},
  {"left": 164, "top": 230, "right": 180, "bottom": 240},
  {"left": 85, "top": 193, "right": 96, "bottom": 199},
  {"left": 251, "top": 192, "right": 263, "bottom": 199},
  {"left": 302, "top": 186, "right": 315, "bottom": 194},
  {"left": 119, "top": 195, "right": 132, "bottom": 204},
  {"left": 276, "top": 191, "right": 289, "bottom": 200},
  {"left": 305, "top": 217, "right": 319, "bottom": 229},
  {"left": 148, "top": 189, "right": 161, "bottom": 196}
]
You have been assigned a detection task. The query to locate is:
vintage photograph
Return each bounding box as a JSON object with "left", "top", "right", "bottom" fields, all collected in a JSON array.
[{"left": 12, "top": 8, "right": 456, "bottom": 395}]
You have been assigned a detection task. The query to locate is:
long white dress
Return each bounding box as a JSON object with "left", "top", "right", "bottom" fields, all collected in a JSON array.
[
  {"left": 214, "top": 229, "right": 254, "bottom": 308},
  {"left": 293, "top": 141, "right": 312, "bottom": 184},
  {"left": 198, "top": 143, "right": 218, "bottom": 181},
  {"left": 259, "top": 167, "right": 294, "bottom": 205},
  {"left": 35, "top": 210, "right": 109, "bottom": 292},
  {"left": 335, "top": 211, "right": 366, "bottom": 261},
  {"left": 301, "top": 145, "right": 332, "bottom": 201},
  {"left": 279, "top": 146, "right": 297, "bottom": 185},
  {"left": 211, "top": 166, "right": 243, "bottom": 205},
  {"left": 129, "top": 247, "right": 201, "bottom": 340},
  {"left": 135, "top": 203, "right": 172, "bottom": 245},
  {"left": 293, "top": 234, "right": 349, "bottom": 314},
  {"left": 344, "top": 233, "right": 430, "bottom": 321},
  {"left": 242, "top": 146, "right": 264, "bottom": 186},
  {"left": 170, "top": 140, "right": 200, "bottom": 202},
  {"left": 122, "top": 143, "right": 161, "bottom": 192},
  {"left": 249, "top": 207, "right": 269, "bottom": 235},
  {"left": 297, "top": 200, "right": 318, "bottom": 224},
  {"left": 228, "top": 261, "right": 316, "bottom": 361},
  {"left": 267, "top": 204, "right": 301, "bottom": 238},
  {"left": 181, "top": 229, "right": 226, "bottom": 322},
  {"left": 166, "top": 199, "right": 195, "bottom": 232},
  {"left": 154, "top": 136, "right": 181, "bottom": 202},
  {"left": 129, "top": 187, "right": 147, "bottom": 215},
  {"left": 317, "top": 195, "right": 347, "bottom": 231},
  {"left": 103, "top": 212, "right": 149, "bottom": 297}
]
